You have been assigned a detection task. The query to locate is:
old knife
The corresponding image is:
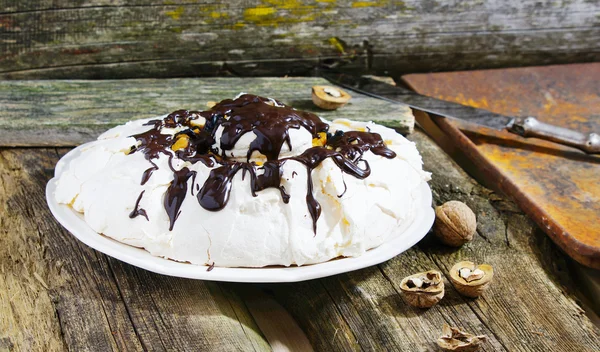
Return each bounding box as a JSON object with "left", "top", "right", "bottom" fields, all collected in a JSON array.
[{"left": 323, "top": 73, "right": 600, "bottom": 154}]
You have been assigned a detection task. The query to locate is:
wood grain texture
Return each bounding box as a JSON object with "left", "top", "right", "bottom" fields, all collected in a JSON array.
[
  {"left": 1, "top": 78, "right": 599, "bottom": 351},
  {"left": 0, "top": 148, "right": 270, "bottom": 351},
  {"left": 266, "top": 130, "right": 600, "bottom": 351},
  {"left": 0, "top": 77, "right": 414, "bottom": 146},
  {"left": 0, "top": 0, "right": 598, "bottom": 79},
  {"left": 2, "top": 138, "right": 600, "bottom": 351}
]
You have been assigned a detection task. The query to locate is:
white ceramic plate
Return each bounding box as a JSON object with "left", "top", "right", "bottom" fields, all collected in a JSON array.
[{"left": 46, "top": 144, "right": 434, "bottom": 283}]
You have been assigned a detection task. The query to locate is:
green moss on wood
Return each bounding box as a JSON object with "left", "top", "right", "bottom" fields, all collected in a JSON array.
[{"left": 0, "top": 77, "right": 413, "bottom": 146}]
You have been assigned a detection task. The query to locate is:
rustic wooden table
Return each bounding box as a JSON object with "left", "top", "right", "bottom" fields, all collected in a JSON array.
[{"left": 1, "top": 78, "right": 599, "bottom": 351}]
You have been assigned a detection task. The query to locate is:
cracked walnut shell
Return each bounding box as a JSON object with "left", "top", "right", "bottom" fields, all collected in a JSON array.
[
  {"left": 434, "top": 201, "right": 477, "bottom": 247},
  {"left": 449, "top": 261, "right": 494, "bottom": 298},
  {"left": 311, "top": 85, "right": 351, "bottom": 110},
  {"left": 400, "top": 270, "right": 444, "bottom": 308},
  {"left": 437, "top": 324, "right": 488, "bottom": 352}
]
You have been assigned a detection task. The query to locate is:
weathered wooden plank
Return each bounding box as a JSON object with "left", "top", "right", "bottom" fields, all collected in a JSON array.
[
  {"left": 264, "top": 280, "right": 362, "bottom": 351},
  {"left": 3, "top": 140, "right": 600, "bottom": 351},
  {"left": 411, "top": 131, "right": 600, "bottom": 351},
  {"left": 265, "top": 129, "right": 600, "bottom": 351},
  {"left": 106, "top": 259, "right": 269, "bottom": 351},
  {"left": 0, "top": 148, "right": 141, "bottom": 352},
  {"left": 0, "top": 149, "right": 67, "bottom": 351},
  {"left": 0, "top": 0, "right": 598, "bottom": 78},
  {"left": 0, "top": 148, "right": 270, "bottom": 351},
  {"left": 320, "top": 265, "right": 505, "bottom": 351},
  {"left": 229, "top": 284, "right": 314, "bottom": 352},
  {"left": 0, "top": 77, "right": 414, "bottom": 146}
]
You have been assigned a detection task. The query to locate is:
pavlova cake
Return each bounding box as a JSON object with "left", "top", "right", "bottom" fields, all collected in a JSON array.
[{"left": 54, "top": 94, "right": 430, "bottom": 267}]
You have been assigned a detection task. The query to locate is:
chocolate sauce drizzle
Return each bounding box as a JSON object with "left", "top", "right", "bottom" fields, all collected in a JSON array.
[
  {"left": 141, "top": 160, "right": 158, "bottom": 185},
  {"left": 129, "top": 190, "right": 149, "bottom": 221},
  {"left": 128, "top": 94, "right": 396, "bottom": 233},
  {"left": 164, "top": 167, "right": 196, "bottom": 230}
]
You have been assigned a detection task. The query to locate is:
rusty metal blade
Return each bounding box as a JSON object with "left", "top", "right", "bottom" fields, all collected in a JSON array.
[{"left": 323, "top": 72, "right": 513, "bottom": 131}]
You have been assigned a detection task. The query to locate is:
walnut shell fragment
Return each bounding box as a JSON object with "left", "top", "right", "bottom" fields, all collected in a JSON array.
[
  {"left": 434, "top": 200, "right": 477, "bottom": 247},
  {"left": 449, "top": 261, "right": 493, "bottom": 298},
  {"left": 399, "top": 270, "right": 444, "bottom": 308},
  {"left": 437, "top": 324, "right": 488, "bottom": 352},
  {"left": 311, "top": 85, "right": 351, "bottom": 110}
]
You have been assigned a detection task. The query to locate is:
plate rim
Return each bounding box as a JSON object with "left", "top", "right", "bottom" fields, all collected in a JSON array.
[{"left": 46, "top": 145, "right": 434, "bottom": 283}]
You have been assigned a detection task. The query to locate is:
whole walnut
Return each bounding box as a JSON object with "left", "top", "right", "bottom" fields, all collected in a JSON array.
[{"left": 433, "top": 201, "right": 477, "bottom": 247}]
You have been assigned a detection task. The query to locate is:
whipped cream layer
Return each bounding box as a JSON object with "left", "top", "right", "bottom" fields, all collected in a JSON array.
[{"left": 55, "top": 94, "right": 430, "bottom": 267}]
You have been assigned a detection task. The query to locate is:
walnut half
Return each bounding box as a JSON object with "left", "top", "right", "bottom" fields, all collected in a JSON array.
[
  {"left": 311, "top": 85, "right": 351, "bottom": 110},
  {"left": 399, "top": 270, "right": 444, "bottom": 308},
  {"left": 449, "top": 261, "right": 494, "bottom": 298},
  {"left": 437, "top": 324, "right": 487, "bottom": 352}
]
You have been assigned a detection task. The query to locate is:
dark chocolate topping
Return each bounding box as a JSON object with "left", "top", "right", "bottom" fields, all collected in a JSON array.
[
  {"left": 141, "top": 160, "right": 158, "bottom": 185},
  {"left": 129, "top": 190, "right": 149, "bottom": 221},
  {"left": 327, "top": 130, "right": 396, "bottom": 161},
  {"left": 210, "top": 94, "right": 328, "bottom": 161},
  {"left": 198, "top": 162, "right": 251, "bottom": 211},
  {"left": 129, "top": 94, "right": 396, "bottom": 232},
  {"left": 164, "top": 167, "right": 196, "bottom": 231},
  {"left": 338, "top": 176, "right": 348, "bottom": 198}
]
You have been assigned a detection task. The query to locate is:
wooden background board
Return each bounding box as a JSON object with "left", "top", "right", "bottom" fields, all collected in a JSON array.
[
  {"left": 0, "top": 77, "right": 413, "bottom": 146},
  {"left": 0, "top": 0, "right": 599, "bottom": 79},
  {"left": 1, "top": 78, "right": 600, "bottom": 351},
  {"left": 402, "top": 63, "right": 600, "bottom": 269}
]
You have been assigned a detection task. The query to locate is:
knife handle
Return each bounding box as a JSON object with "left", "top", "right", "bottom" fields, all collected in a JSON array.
[{"left": 508, "top": 117, "right": 600, "bottom": 154}]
